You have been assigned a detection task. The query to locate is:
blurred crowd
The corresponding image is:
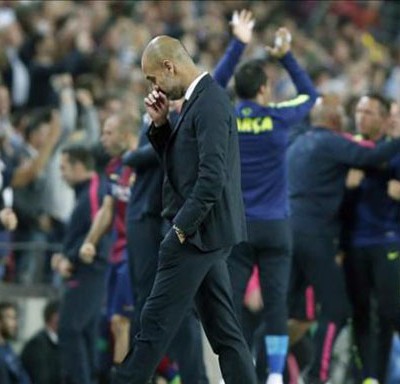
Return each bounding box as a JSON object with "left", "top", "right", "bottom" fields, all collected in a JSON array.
[
  {"left": 0, "top": 0, "right": 398, "bottom": 283},
  {"left": 0, "top": 1, "right": 400, "bottom": 384}
]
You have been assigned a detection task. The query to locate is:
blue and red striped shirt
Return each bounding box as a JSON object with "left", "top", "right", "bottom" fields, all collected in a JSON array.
[{"left": 106, "top": 156, "right": 134, "bottom": 264}]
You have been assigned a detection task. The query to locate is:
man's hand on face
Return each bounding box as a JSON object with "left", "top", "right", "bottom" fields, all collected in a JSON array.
[{"left": 144, "top": 87, "right": 169, "bottom": 127}]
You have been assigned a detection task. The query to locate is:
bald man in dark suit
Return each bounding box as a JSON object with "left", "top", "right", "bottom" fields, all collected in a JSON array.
[{"left": 113, "top": 35, "right": 256, "bottom": 384}]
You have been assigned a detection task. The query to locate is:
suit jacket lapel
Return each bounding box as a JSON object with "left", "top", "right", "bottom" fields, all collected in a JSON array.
[
  {"left": 168, "top": 74, "right": 212, "bottom": 142},
  {"left": 162, "top": 75, "right": 212, "bottom": 198},
  {"left": 169, "top": 93, "right": 198, "bottom": 140}
]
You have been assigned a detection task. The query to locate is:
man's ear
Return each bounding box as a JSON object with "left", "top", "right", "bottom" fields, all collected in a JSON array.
[
  {"left": 258, "top": 84, "right": 266, "bottom": 96},
  {"left": 162, "top": 60, "right": 175, "bottom": 74},
  {"left": 258, "top": 84, "right": 271, "bottom": 98},
  {"left": 332, "top": 113, "right": 344, "bottom": 132}
]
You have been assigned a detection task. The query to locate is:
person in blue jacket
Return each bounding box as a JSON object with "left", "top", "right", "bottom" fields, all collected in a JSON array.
[
  {"left": 343, "top": 95, "right": 400, "bottom": 384},
  {"left": 52, "top": 144, "right": 110, "bottom": 384},
  {"left": 213, "top": 12, "right": 318, "bottom": 384},
  {"left": 287, "top": 95, "right": 400, "bottom": 384}
]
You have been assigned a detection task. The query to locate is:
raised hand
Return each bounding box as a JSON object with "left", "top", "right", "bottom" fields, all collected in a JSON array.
[
  {"left": 230, "top": 9, "right": 255, "bottom": 44},
  {"left": 144, "top": 87, "right": 169, "bottom": 127},
  {"left": 49, "top": 110, "right": 62, "bottom": 143},
  {"left": 266, "top": 27, "right": 292, "bottom": 59},
  {"left": 76, "top": 88, "right": 94, "bottom": 108}
]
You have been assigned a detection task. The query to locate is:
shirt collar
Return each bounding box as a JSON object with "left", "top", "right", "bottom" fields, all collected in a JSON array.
[
  {"left": 184, "top": 72, "right": 208, "bottom": 101},
  {"left": 46, "top": 328, "right": 58, "bottom": 345}
]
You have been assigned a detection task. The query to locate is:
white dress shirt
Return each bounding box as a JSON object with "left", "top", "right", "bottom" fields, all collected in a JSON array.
[{"left": 184, "top": 72, "right": 208, "bottom": 101}]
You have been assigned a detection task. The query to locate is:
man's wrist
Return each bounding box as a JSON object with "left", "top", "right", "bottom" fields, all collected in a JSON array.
[
  {"left": 278, "top": 51, "right": 292, "bottom": 61},
  {"left": 173, "top": 224, "right": 186, "bottom": 244},
  {"left": 154, "top": 119, "right": 168, "bottom": 128}
]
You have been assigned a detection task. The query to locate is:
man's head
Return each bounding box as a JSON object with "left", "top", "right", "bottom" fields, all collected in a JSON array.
[
  {"left": 60, "top": 144, "right": 95, "bottom": 186},
  {"left": 43, "top": 300, "right": 59, "bottom": 334},
  {"left": 0, "top": 9, "right": 23, "bottom": 49},
  {"left": 101, "top": 112, "right": 139, "bottom": 157},
  {"left": 24, "top": 109, "right": 52, "bottom": 149},
  {"left": 355, "top": 93, "right": 390, "bottom": 141},
  {"left": 234, "top": 59, "right": 270, "bottom": 104},
  {"left": 0, "top": 302, "right": 18, "bottom": 342},
  {"left": 141, "top": 35, "right": 200, "bottom": 100},
  {"left": 310, "top": 94, "right": 346, "bottom": 132}
]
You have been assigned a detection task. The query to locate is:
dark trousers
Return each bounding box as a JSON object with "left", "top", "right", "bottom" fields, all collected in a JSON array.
[
  {"left": 126, "top": 216, "right": 208, "bottom": 383},
  {"left": 59, "top": 264, "right": 107, "bottom": 384},
  {"left": 114, "top": 228, "right": 257, "bottom": 384},
  {"left": 289, "top": 229, "right": 351, "bottom": 383},
  {"left": 126, "top": 216, "right": 162, "bottom": 336},
  {"left": 228, "top": 219, "right": 292, "bottom": 337},
  {"left": 344, "top": 243, "right": 400, "bottom": 382}
]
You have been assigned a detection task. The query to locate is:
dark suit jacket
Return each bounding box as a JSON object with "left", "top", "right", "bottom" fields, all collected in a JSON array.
[
  {"left": 20, "top": 330, "right": 61, "bottom": 384},
  {"left": 148, "top": 74, "right": 247, "bottom": 251}
]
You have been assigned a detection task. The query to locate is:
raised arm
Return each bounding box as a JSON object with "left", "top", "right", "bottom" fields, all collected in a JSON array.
[
  {"left": 267, "top": 28, "right": 318, "bottom": 125},
  {"left": 76, "top": 89, "right": 101, "bottom": 145},
  {"left": 50, "top": 74, "right": 77, "bottom": 143},
  {"left": 213, "top": 9, "right": 254, "bottom": 88},
  {"left": 11, "top": 111, "right": 61, "bottom": 188},
  {"left": 329, "top": 134, "right": 400, "bottom": 168}
]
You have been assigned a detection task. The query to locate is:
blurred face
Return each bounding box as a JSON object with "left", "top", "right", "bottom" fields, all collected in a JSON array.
[
  {"left": 355, "top": 96, "right": 387, "bottom": 140},
  {"left": 0, "top": 307, "right": 18, "bottom": 340},
  {"left": 39, "top": 34, "right": 56, "bottom": 57},
  {"left": 4, "top": 22, "right": 24, "bottom": 48},
  {"left": 101, "top": 116, "right": 127, "bottom": 156},
  {"left": 47, "top": 312, "right": 59, "bottom": 333},
  {"left": 60, "top": 153, "right": 77, "bottom": 186},
  {"left": 390, "top": 102, "right": 400, "bottom": 133},
  {"left": 0, "top": 87, "right": 10, "bottom": 116},
  {"left": 142, "top": 58, "right": 184, "bottom": 100},
  {"left": 29, "top": 123, "right": 50, "bottom": 149}
]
